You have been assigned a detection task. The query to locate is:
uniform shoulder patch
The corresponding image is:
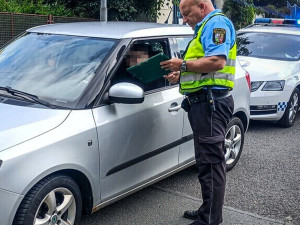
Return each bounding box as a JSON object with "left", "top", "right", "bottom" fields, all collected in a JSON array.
[{"left": 213, "top": 28, "right": 226, "bottom": 45}]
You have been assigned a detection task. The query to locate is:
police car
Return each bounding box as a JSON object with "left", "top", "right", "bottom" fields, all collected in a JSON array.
[{"left": 237, "top": 18, "right": 300, "bottom": 127}]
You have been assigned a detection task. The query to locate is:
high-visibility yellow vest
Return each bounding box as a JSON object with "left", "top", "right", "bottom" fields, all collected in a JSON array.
[{"left": 180, "top": 13, "right": 236, "bottom": 94}]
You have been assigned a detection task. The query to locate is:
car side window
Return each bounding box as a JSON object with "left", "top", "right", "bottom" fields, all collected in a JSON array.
[
  {"left": 175, "top": 37, "right": 192, "bottom": 59},
  {"left": 111, "top": 39, "right": 170, "bottom": 92}
]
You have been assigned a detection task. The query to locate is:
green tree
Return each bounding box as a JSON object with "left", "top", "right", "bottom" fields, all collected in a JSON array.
[
  {"left": 48, "top": 0, "right": 177, "bottom": 21},
  {"left": 0, "top": 0, "right": 179, "bottom": 21},
  {"left": 0, "top": 0, "right": 74, "bottom": 16},
  {"left": 223, "top": 0, "right": 255, "bottom": 29}
]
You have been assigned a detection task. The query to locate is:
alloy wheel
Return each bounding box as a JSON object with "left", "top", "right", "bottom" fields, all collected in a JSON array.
[
  {"left": 34, "top": 187, "right": 77, "bottom": 225},
  {"left": 225, "top": 125, "right": 242, "bottom": 165},
  {"left": 288, "top": 92, "right": 299, "bottom": 124}
]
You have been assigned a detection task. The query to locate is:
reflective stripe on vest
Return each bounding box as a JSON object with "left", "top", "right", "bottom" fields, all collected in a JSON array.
[{"left": 180, "top": 13, "right": 237, "bottom": 94}]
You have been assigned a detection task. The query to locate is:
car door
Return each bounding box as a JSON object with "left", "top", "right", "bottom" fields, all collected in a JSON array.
[
  {"left": 92, "top": 38, "right": 184, "bottom": 201},
  {"left": 171, "top": 36, "right": 195, "bottom": 165}
]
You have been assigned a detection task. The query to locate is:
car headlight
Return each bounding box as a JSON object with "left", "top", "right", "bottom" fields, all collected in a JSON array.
[
  {"left": 262, "top": 80, "right": 285, "bottom": 91},
  {"left": 251, "top": 81, "right": 264, "bottom": 92}
]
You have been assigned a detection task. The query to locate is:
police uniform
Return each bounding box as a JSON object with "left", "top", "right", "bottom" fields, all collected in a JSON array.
[{"left": 180, "top": 9, "right": 236, "bottom": 225}]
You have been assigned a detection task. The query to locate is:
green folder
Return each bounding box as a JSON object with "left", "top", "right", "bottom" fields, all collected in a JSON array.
[{"left": 126, "top": 53, "right": 170, "bottom": 84}]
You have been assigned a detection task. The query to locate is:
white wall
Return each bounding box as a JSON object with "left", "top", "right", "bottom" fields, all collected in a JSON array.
[
  {"left": 214, "top": 0, "right": 224, "bottom": 9},
  {"left": 157, "top": 1, "right": 173, "bottom": 24}
]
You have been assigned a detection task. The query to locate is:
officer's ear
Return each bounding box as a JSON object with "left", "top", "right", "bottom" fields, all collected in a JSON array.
[{"left": 197, "top": 2, "right": 205, "bottom": 10}]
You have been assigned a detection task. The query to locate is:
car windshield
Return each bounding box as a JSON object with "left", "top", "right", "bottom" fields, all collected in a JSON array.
[
  {"left": 237, "top": 32, "right": 300, "bottom": 61},
  {"left": 0, "top": 33, "right": 117, "bottom": 107}
]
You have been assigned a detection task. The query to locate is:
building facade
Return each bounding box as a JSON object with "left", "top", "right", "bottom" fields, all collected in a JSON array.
[{"left": 157, "top": 0, "right": 225, "bottom": 24}]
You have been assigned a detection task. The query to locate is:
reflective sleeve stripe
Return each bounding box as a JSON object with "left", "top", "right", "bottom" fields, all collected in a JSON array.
[
  {"left": 226, "top": 58, "right": 236, "bottom": 67},
  {"left": 180, "top": 72, "right": 234, "bottom": 83},
  {"left": 186, "top": 58, "right": 235, "bottom": 67},
  {"left": 218, "top": 66, "right": 235, "bottom": 74}
]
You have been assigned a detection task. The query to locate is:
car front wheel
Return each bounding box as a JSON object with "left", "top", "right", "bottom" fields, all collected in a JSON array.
[
  {"left": 13, "top": 175, "right": 82, "bottom": 225},
  {"left": 225, "top": 116, "right": 245, "bottom": 172},
  {"left": 278, "top": 88, "right": 299, "bottom": 128}
]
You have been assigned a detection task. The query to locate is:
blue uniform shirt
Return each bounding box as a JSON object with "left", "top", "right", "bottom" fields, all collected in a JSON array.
[
  {"left": 194, "top": 9, "right": 236, "bottom": 60},
  {"left": 193, "top": 9, "right": 235, "bottom": 90}
]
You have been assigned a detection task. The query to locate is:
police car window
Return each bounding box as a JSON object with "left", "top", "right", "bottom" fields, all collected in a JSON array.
[
  {"left": 237, "top": 32, "right": 300, "bottom": 61},
  {"left": 112, "top": 40, "right": 169, "bottom": 92},
  {"left": 176, "top": 37, "right": 193, "bottom": 58}
]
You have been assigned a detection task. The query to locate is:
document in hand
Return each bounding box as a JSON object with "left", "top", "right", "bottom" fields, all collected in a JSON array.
[{"left": 126, "top": 53, "right": 170, "bottom": 84}]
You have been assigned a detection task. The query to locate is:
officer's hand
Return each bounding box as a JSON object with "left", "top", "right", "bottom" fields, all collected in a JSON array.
[
  {"left": 160, "top": 58, "right": 183, "bottom": 72},
  {"left": 164, "top": 71, "right": 180, "bottom": 84}
]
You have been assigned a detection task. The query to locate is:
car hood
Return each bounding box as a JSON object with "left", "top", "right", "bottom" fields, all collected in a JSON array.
[
  {"left": 238, "top": 56, "right": 299, "bottom": 81},
  {"left": 0, "top": 103, "right": 71, "bottom": 152}
]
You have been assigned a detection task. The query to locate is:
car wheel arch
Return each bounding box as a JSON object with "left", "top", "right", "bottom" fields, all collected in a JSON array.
[
  {"left": 18, "top": 169, "right": 94, "bottom": 217},
  {"left": 233, "top": 111, "right": 249, "bottom": 132},
  {"left": 55, "top": 170, "right": 94, "bottom": 215}
]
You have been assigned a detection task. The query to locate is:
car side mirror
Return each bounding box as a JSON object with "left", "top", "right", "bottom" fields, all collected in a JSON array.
[{"left": 108, "top": 82, "right": 144, "bottom": 104}]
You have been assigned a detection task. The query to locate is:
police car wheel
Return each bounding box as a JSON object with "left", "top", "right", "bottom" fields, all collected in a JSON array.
[
  {"left": 13, "top": 175, "right": 82, "bottom": 225},
  {"left": 278, "top": 88, "right": 299, "bottom": 128},
  {"left": 225, "top": 117, "right": 244, "bottom": 172}
]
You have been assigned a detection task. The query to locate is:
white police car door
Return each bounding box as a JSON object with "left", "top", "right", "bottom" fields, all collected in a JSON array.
[{"left": 92, "top": 39, "right": 184, "bottom": 201}]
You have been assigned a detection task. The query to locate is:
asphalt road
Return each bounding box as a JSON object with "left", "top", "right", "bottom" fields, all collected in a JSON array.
[{"left": 82, "top": 117, "right": 300, "bottom": 225}]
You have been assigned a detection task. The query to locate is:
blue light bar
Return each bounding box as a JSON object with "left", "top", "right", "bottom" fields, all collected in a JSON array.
[
  {"left": 254, "top": 18, "right": 271, "bottom": 24},
  {"left": 283, "top": 19, "right": 296, "bottom": 24},
  {"left": 254, "top": 18, "right": 300, "bottom": 26}
]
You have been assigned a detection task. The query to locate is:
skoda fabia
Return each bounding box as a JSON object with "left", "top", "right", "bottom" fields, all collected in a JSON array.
[
  {"left": 0, "top": 22, "right": 250, "bottom": 225},
  {"left": 237, "top": 18, "right": 300, "bottom": 127}
]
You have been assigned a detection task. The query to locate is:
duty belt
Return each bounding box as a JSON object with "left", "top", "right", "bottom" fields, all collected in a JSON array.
[{"left": 186, "top": 89, "right": 230, "bottom": 105}]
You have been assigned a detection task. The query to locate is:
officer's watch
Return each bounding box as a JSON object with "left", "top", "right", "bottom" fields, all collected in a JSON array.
[{"left": 180, "top": 60, "right": 187, "bottom": 72}]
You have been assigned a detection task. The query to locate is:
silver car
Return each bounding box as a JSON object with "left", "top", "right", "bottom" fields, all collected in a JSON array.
[{"left": 0, "top": 22, "right": 250, "bottom": 225}]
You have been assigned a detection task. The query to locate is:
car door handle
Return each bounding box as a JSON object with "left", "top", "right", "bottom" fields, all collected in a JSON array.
[{"left": 168, "top": 104, "right": 182, "bottom": 112}]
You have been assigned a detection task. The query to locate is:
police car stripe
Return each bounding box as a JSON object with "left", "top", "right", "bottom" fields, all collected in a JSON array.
[{"left": 278, "top": 102, "right": 287, "bottom": 111}]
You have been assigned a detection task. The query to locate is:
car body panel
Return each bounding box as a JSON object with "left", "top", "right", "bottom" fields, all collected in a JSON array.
[
  {"left": 93, "top": 87, "right": 184, "bottom": 201},
  {"left": 28, "top": 22, "right": 193, "bottom": 39},
  {"left": 0, "top": 109, "right": 100, "bottom": 203},
  {"left": 0, "top": 189, "right": 23, "bottom": 225},
  {"left": 0, "top": 101, "right": 70, "bottom": 151}
]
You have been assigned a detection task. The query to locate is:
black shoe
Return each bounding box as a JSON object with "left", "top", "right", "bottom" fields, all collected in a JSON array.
[
  {"left": 183, "top": 210, "right": 198, "bottom": 220},
  {"left": 188, "top": 221, "right": 200, "bottom": 225}
]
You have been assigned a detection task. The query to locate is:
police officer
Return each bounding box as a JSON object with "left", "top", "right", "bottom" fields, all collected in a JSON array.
[{"left": 160, "top": 0, "right": 236, "bottom": 224}]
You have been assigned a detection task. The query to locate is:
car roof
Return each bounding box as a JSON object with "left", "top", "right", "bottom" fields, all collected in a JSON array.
[
  {"left": 27, "top": 21, "right": 194, "bottom": 39},
  {"left": 238, "top": 25, "right": 300, "bottom": 36}
]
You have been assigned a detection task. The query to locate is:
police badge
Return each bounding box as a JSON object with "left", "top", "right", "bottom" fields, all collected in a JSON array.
[{"left": 213, "top": 28, "right": 226, "bottom": 45}]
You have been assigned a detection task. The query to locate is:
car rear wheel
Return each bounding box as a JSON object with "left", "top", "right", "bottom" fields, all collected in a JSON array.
[
  {"left": 13, "top": 175, "right": 82, "bottom": 225},
  {"left": 225, "top": 117, "right": 245, "bottom": 172},
  {"left": 278, "top": 88, "right": 299, "bottom": 128}
]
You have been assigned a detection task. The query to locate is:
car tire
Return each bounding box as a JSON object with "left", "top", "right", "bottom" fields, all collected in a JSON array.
[
  {"left": 13, "top": 175, "right": 82, "bottom": 225},
  {"left": 225, "top": 116, "right": 245, "bottom": 172},
  {"left": 278, "top": 88, "right": 299, "bottom": 128}
]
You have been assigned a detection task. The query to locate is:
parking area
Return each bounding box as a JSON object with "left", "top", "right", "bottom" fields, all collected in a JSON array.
[{"left": 82, "top": 117, "right": 300, "bottom": 225}]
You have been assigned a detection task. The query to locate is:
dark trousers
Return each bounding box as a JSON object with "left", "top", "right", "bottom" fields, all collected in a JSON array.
[{"left": 188, "top": 95, "right": 234, "bottom": 225}]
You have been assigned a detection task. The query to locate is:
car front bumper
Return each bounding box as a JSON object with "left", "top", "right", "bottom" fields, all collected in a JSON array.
[
  {"left": 0, "top": 188, "right": 23, "bottom": 225},
  {"left": 250, "top": 90, "right": 290, "bottom": 121}
]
